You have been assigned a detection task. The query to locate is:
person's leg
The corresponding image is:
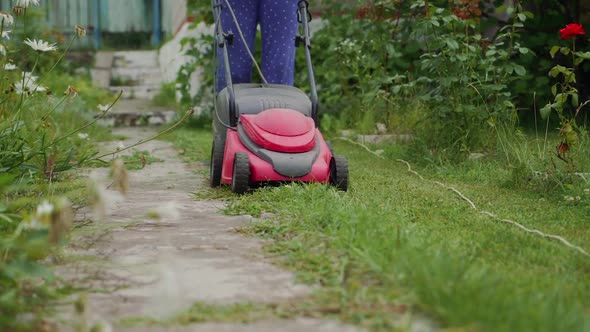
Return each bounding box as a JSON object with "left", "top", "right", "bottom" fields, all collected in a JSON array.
[
  {"left": 216, "top": 0, "right": 259, "bottom": 92},
  {"left": 259, "top": 0, "right": 299, "bottom": 86}
]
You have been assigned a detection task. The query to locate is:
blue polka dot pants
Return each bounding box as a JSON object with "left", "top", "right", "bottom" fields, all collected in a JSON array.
[{"left": 216, "top": 0, "right": 299, "bottom": 92}]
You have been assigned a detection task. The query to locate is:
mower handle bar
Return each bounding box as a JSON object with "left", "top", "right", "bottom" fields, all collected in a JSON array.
[
  {"left": 297, "top": 0, "right": 319, "bottom": 126},
  {"left": 212, "top": 0, "right": 237, "bottom": 126}
]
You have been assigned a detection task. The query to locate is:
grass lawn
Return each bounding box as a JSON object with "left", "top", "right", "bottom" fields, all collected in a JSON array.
[{"left": 167, "top": 127, "right": 590, "bottom": 332}]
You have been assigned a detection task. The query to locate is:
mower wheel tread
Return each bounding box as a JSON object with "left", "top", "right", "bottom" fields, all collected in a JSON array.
[
  {"left": 209, "top": 135, "right": 225, "bottom": 188},
  {"left": 231, "top": 153, "right": 250, "bottom": 194},
  {"left": 330, "top": 156, "right": 349, "bottom": 191}
]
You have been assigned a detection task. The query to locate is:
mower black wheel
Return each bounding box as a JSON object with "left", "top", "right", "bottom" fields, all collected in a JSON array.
[
  {"left": 329, "top": 156, "right": 349, "bottom": 191},
  {"left": 231, "top": 153, "right": 250, "bottom": 194},
  {"left": 209, "top": 135, "right": 225, "bottom": 188}
]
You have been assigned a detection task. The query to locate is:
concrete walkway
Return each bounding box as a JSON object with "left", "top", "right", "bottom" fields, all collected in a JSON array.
[{"left": 57, "top": 121, "right": 363, "bottom": 332}]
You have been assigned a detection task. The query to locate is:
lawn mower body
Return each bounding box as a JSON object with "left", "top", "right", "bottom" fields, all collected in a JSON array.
[{"left": 210, "top": 0, "right": 348, "bottom": 193}]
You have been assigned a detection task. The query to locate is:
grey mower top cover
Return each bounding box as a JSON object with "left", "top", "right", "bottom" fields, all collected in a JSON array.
[{"left": 217, "top": 83, "right": 313, "bottom": 119}]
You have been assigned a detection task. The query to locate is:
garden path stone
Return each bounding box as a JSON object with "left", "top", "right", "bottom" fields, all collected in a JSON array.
[
  {"left": 58, "top": 124, "right": 365, "bottom": 332},
  {"left": 97, "top": 99, "right": 176, "bottom": 127}
]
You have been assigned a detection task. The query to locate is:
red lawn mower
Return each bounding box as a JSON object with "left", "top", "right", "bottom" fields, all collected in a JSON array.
[{"left": 209, "top": 0, "right": 348, "bottom": 194}]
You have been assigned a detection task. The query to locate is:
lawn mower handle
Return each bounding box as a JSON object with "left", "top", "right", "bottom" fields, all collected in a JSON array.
[
  {"left": 297, "top": 0, "right": 319, "bottom": 126},
  {"left": 212, "top": 0, "right": 237, "bottom": 127}
]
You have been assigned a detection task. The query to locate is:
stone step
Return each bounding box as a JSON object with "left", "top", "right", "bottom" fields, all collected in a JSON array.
[
  {"left": 90, "top": 68, "right": 111, "bottom": 89},
  {"left": 111, "top": 67, "right": 162, "bottom": 80},
  {"left": 108, "top": 85, "right": 161, "bottom": 100},
  {"left": 96, "top": 110, "right": 177, "bottom": 127},
  {"left": 110, "top": 77, "right": 163, "bottom": 88},
  {"left": 110, "top": 67, "right": 164, "bottom": 87},
  {"left": 112, "top": 51, "right": 159, "bottom": 69},
  {"left": 94, "top": 51, "right": 114, "bottom": 69}
]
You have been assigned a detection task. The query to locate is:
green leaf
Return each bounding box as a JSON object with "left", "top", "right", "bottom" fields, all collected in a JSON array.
[
  {"left": 574, "top": 57, "right": 584, "bottom": 66},
  {"left": 518, "top": 47, "right": 529, "bottom": 54},
  {"left": 551, "top": 84, "right": 558, "bottom": 96},
  {"left": 560, "top": 47, "right": 571, "bottom": 56},
  {"left": 0, "top": 214, "right": 14, "bottom": 223},
  {"left": 552, "top": 102, "right": 564, "bottom": 111},
  {"left": 575, "top": 51, "right": 590, "bottom": 59},
  {"left": 517, "top": 13, "right": 526, "bottom": 22},
  {"left": 540, "top": 104, "right": 552, "bottom": 119},
  {"left": 549, "top": 65, "right": 568, "bottom": 78},
  {"left": 556, "top": 93, "right": 568, "bottom": 104},
  {"left": 445, "top": 38, "right": 459, "bottom": 50},
  {"left": 567, "top": 71, "right": 577, "bottom": 83},
  {"left": 514, "top": 65, "right": 526, "bottom": 76},
  {"left": 550, "top": 46, "right": 560, "bottom": 58},
  {"left": 572, "top": 93, "right": 579, "bottom": 107}
]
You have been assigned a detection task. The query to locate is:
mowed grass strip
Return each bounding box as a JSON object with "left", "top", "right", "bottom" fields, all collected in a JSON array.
[{"left": 168, "top": 128, "right": 590, "bottom": 332}]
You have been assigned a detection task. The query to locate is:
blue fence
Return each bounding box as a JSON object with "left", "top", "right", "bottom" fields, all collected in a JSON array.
[{"left": 0, "top": 0, "right": 185, "bottom": 49}]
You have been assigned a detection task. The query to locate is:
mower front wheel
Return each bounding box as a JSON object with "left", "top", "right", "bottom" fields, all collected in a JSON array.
[
  {"left": 330, "top": 156, "right": 349, "bottom": 191},
  {"left": 231, "top": 153, "right": 250, "bottom": 194},
  {"left": 209, "top": 136, "right": 225, "bottom": 188}
]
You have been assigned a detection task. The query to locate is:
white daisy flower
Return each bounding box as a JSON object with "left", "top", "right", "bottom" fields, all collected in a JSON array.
[
  {"left": 36, "top": 200, "right": 54, "bottom": 216},
  {"left": 14, "top": 0, "right": 40, "bottom": 8},
  {"left": 15, "top": 83, "right": 46, "bottom": 94},
  {"left": 24, "top": 38, "right": 57, "bottom": 52},
  {"left": 15, "top": 71, "right": 47, "bottom": 94},
  {"left": 23, "top": 218, "right": 46, "bottom": 230},
  {"left": 97, "top": 104, "right": 110, "bottom": 112},
  {"left": 0, "top": 11, "right": 14, "bottom": 25},
  {"left": 4, "top": 63, "right": 16, "bottom": 70},
  {"left": 77, "top": 132, "right": 89, "bottom": 140}
]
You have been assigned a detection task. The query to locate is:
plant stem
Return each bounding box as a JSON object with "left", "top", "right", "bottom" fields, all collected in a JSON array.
[
  {"left": 5, "top": 92, "right": 123, "bottom": 172},
  {"left": 42, "top": 97, "right": 67, "bottom": 121},
  {"left": 35, "top": 34, "right": 78, "bottom": 90},
  {"left": 23, "top": 7, "right": 26, "bottom": 38},
  {"left": 12, "top": 53, "right": 39, "bottom": 119},
  {"left": 91, "top": 108, "right": 195, "bottom": 161},
  {"left": 46, "top": 91, "right": 123, "bottom": 149}
]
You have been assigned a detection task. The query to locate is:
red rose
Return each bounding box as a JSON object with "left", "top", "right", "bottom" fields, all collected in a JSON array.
[
  {"left": 560, "top": 23, "right": 585, "bottom": 40},
  {"left": 453, "top": 9, "right": 470, "bottom": 20}
]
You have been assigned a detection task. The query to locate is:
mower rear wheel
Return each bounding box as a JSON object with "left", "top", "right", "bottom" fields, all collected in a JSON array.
[
  {"left": 209, "top": 136, "right": 225, "bottom": 188},
  {"left": 330, "top": 156, "right": 349, "bottom": 191},
  {"left": 231, "top": 153, "right": 250, "bottom": 194}
]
